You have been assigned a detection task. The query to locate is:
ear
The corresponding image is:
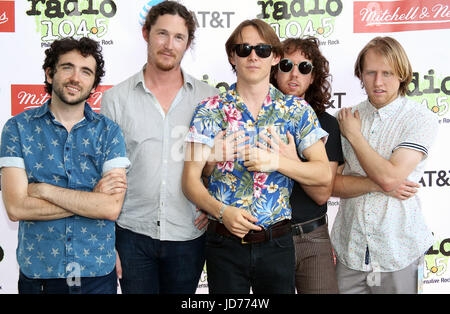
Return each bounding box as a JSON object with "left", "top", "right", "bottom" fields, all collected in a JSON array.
[
  {"left": 142, "top": 27, "right": 149, "bottom": 43},
  {"left": 45, "top": 67, "right": 53, "bottom": 84},
  {"left": 271, "top": 53, "right": 281, "bottom": 67}
]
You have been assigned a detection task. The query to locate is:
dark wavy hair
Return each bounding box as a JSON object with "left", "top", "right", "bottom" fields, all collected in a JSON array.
[
  {"left": 143, "top": 0, "right": 196, "bottom": 48},
  {"left": 43, "top": 37, "right": 105, "bottom": 94},
  {"left": 270, "top": 36, "right": 331, "bottom": 116}
]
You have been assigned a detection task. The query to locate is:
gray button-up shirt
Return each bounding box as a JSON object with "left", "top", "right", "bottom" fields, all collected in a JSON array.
[{"left": 101, "top": 67, "right": 218, "bottom": 241}]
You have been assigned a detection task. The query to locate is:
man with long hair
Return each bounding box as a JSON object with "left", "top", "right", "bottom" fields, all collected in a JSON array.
[{"left": 331, "top": 36, "right": 438, "bottom": 294}]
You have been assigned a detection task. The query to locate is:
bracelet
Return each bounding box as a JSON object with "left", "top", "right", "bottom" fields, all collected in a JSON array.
[{"left": 218, "top": 203, "right": 227, "bottom": 224}]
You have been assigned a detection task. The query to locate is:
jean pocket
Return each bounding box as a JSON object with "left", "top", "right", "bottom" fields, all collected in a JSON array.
[
  {"left": 206, "top": 232, "right": 226, "bottom": 248},
  {"left": 272, "top": 233, "right": 294, "bottom": 249}
]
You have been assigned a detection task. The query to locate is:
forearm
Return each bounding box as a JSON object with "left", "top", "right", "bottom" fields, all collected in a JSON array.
[
  {"left": 300, "top": 162, "right": 338, "bottom": 205},
  {"left": 5, "top": 196, "right": 73, "bottom": 222},
  {"left": 347, "top": 133, "right": 399, "bottom": 191},
  {"left": 332, "top": 173, "right": 382, "bottom": 198},
  {"left": 182, "top": 162, "right": 222, "bottom": 219},
  {"left": 277, "top": 156, "right": 331, "bottom": 187},
  {"left": 32, "top": 183, "right": 124, "bottom": 221}
]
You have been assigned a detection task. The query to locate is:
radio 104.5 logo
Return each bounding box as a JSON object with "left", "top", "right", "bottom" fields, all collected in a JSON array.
[
  {"left": 257, "top": 0, "right": 343, "bottom": 41},
  {"left": 26, "top": 0, "right": 117, "bottom": 46}
]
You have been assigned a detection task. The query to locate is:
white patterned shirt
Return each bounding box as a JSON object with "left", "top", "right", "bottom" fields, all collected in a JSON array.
[{"left": 331, "top": 96, "right": 438, "bottom": 272}]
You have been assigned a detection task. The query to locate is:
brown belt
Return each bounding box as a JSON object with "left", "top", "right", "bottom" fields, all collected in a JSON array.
[{"left": 207, "top": 219, "right": 291, "bottom": 244}]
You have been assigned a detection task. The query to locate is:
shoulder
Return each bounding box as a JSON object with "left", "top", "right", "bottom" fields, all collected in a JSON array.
[
  {"left": 402, "top": 97, "right": 438, "bottom": 126},
  {"left": 102, "top": 71, "right": 140, "bottom": 102},
  {"left": 188, "top": 75, "right": 218, "bottom": 97}
]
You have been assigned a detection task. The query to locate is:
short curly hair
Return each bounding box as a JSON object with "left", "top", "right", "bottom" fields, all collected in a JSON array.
[
  {"left": 271, "top": 36, "right": 331, "bottom": 116},
  {"left": 43, "top": 37, "right": 105, "bottom": 94}
]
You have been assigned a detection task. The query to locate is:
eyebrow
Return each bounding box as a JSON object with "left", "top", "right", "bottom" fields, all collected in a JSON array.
[{"left": 58, "top": 62, "right": 95, "bottom": 75}]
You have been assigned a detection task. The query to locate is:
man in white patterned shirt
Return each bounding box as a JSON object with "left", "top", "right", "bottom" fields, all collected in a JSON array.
[{"left": 331, "top": 37, "right": 439, "bottom": 294}]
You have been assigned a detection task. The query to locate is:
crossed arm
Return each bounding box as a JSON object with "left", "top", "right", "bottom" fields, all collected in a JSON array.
[
  {"left": 2, "top": 167, "right": 127, "bottom": 222},
  {"left": 332, "top": 108, "right": 422, "bottom": 199}
]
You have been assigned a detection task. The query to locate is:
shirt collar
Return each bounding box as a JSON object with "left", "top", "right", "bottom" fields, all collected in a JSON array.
[
  {"left": 134, "top": 64, "right": 194, "bottom": 92},
  {"left": 366, "top": 96, "right": 403, "bottom": 121},
  {"left": 32, "top": 99, "right": 100, "bottom": 122}
]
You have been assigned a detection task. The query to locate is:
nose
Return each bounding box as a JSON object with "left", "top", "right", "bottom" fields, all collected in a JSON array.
[
  {"left": 374, "top": 72, "right": 383, "bottom": 86},
  {"left": 68, "top": 68, "right": 81, "bottom": 82}
]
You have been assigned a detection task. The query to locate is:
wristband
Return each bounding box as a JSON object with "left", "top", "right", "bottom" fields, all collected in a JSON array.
[{"left": 218, "top": 203, "right": 227, "bottom": 224}]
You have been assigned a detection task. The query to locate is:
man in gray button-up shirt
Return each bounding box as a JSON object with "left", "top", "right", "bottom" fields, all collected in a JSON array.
[{"left": 100, "top": 1, "right": 217, "bottom": 294}]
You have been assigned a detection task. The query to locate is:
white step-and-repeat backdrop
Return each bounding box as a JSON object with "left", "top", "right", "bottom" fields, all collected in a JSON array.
[{"left": 0, "top": 0, "right": 449, "bottom": 294}]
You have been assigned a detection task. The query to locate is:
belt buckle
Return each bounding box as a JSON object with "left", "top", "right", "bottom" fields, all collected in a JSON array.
[{"left": 241, "top": 237, "right": 249, "bottom": 244}]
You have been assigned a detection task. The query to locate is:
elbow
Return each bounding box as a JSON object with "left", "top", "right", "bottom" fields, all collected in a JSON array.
[
  {"left": 104, "top": 199, "right": 123, "bottom": 221},
  {"left": 5, "top": 206, "right": 20, "bottom": 222},
  {"left": 316, "top": 194, "right": 331, "bottom": 206},
  {"left": 319, "top": 166, "right": 333, "bottom": 187}
]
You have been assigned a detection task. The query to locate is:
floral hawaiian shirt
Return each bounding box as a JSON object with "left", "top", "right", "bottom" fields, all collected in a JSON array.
[{"left": 186, "top": 83, "right": 328, "bottom": 228}]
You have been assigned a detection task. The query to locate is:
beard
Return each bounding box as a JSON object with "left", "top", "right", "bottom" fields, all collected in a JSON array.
[
  {"left": 153, "top": 49, "right": 182, "bottom": 71},
  {"left": 52, "top": 80, "right": 93, "bottom": 106}
]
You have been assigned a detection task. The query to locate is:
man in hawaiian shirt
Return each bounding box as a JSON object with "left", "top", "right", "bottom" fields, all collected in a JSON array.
[
  {"left": 0, "top": 37, "right": 130, "bottom": 294},
  {"left": 182, "top": 19, "right": 330, "bottom": 294}
]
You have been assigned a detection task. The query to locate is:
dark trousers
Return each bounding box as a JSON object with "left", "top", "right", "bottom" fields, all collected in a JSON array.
[
  {"left": 115, "top": 225, "right": 206, "bottom": 294},
  {"left": 205, "top": 231, "right": 295, "bottom": 294},
  {"left": 18, "top": 269, "right": 117, "bottom": 294}
]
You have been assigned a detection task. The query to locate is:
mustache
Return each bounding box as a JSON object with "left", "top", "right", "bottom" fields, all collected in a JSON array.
[{"left": 158, "top": 49, "right": 176, "bottom": 57}]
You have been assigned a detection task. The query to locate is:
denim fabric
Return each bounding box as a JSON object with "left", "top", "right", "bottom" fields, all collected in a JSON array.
[
  {"left": 18, "top": 269, "right": 117, "bottom": 294},
  {"left": 205, "top": 231, "right": 295, "bottom": 294},
  {"left": 115, "top": 225, "right": 206, "bottom": 294}
]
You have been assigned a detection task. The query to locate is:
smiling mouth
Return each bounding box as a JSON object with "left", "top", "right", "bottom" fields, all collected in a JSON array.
[{"left": 66, "top": 85, "right": 81, "bottom": 93}]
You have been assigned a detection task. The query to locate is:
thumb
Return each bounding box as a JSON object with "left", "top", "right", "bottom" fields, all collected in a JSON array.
[{"left": 286, "top": 130, "right": 295, "bottom": 145}]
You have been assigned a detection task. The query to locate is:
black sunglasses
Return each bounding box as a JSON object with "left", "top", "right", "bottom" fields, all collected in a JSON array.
[
  {"left": 278, "top": 59, "right": 314, "bottom": 75},
  {"left": 233, "top": 44, "right": 273, "bottom": 58}
]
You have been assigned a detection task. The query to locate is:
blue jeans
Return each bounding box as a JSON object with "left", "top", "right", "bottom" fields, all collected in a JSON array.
[
  {"left": 18, "top": 269, "right": 117, "bottom": 294},
  {"left": 115, "top": 225, "right": 206, "bottom": 294},
  {"left": 206, "top": 231, "right": 295, "bottom": 294}
]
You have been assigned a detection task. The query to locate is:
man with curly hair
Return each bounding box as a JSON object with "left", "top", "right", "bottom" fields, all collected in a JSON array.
[
  {"left": 269, "top": 36, "right": 343, "bottom": 294},
  {"left": 0, "top": 37, "right": 130, "bottom": 294}
]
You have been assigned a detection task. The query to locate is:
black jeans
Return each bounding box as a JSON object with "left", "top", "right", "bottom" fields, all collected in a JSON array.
[{"left": 205, "top": 231, "right": 295, "bottom": 294}]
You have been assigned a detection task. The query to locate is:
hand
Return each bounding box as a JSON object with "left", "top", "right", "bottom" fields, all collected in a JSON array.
[
  {"left": 115, "top": 250, "right": 122, "bottom": 280},
  {"left": 259, "top": 129, "right": 300, "bottom": 162},
  {"left": 194, "top": 208, "right": 209, "bottom": 230},
  {"left": 221, "top": 205, "right": 262, "bottom": 238},
  {"left": 338, "top": 108, "right": 362, "bottom": 141},
  {"left": 94, "top": 169, "right": 127, "bottom": 195},
  {"left": 385, "top": 180, "right": 420, "bottom": 200},
  {"left": 243, "top": 146, "right": 280, "bottom": 172},
  {"left": 208, "top": 130, "right": 249, "bottom": 163}
]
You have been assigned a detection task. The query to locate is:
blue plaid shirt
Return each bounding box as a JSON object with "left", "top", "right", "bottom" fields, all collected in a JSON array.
[
  {"left": 0, "top": 100, "right": 130, "bottom": 279},
  {"left": 186, "top": 84, "right": 328, "bottom": 228}
]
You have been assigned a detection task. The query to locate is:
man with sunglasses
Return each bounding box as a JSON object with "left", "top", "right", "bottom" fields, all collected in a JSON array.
[
  {"left": 182, "top": 19, "right": 330, "bottom": 294},
  {"left": 266, "top": 37, "right": 343, "bottom": 294}
]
